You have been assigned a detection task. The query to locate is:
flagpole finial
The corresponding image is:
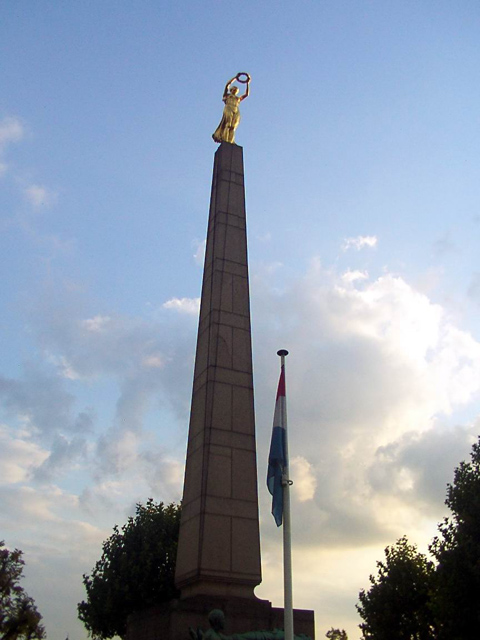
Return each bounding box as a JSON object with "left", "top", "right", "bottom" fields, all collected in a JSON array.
[{"left": 277, "top": 349, "right": 289, "bottom": 357}]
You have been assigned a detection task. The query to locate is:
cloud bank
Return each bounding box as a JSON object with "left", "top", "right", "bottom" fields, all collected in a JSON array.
[{"left": 1, "top": 258, "right": 480, "bottom": 639}]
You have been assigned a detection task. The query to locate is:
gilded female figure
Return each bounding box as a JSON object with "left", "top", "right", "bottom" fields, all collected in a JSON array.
[{"left": 212, "top": 73, "right": 250, "bottom": 144}]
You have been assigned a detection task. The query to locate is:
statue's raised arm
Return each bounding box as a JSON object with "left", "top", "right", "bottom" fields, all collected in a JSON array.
[
  {"left": 223, "top": 76, "right": 237, "bottom": 99},
  {"left": 238, "top": 73, "right": 250, "bottom": 101},
  {"left": 212, "top": 73, "right": 251, "bottom": 144}
]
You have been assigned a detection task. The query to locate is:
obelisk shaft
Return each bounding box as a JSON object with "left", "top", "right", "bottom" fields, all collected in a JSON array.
[{"left": 175, "top": 143, "right": 261, "bottom": 599}]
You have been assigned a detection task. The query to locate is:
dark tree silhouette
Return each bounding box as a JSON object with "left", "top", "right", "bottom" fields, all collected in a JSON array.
[
  {"left": 430, "top": 436, "right": 480, "bottom": 639},
  {"left": 78, "top": 499, "right": 181, "bottom": 639},
  {"left": 326, "top": 628, "right": 348, "bottom": 640},
  {"left": 0, "top": 541, "right": 46, "bottom": 640},
  {"left": 357, "top": 536, "right": 436, "bottom": 640}
]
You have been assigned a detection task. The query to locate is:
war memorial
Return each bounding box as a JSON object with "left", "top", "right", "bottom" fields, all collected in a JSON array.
[{"left": 126, "top": 74, "right": 315, "bottom": 640}]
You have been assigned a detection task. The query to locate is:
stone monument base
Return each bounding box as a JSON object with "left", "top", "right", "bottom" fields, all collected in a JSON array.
[{"left": 126, "top": 595, "right": 315, "bottom": 640}]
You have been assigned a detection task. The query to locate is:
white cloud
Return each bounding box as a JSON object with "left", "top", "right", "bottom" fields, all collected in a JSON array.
[
  {"left": 97, "top": 429, "right": 140, "bottom": 476},
  {"left": 24, "top": 184, "right": 57, "bottom": 209},
  {"left": 22, "top": 263, "right": 479, "bottom": 548},
  {"left": 140, "top": 450, "right": 184, "bottom": 499},
  {"left": 0, "top": 484, "right": 78, "bottom": 527},
  {"left": 142, "top": 354, "right": 164, "bottom": 368},
  {"left": 468, "top": 272, "right": 480, "bottom": 305},
  {"left": 368, "top": 421, "right": 478, "bottom": 509},
  {"left": 0, "top": 364, "right": 85, "bottom": 440},
  {"left": 0, "top": 116, "right": 24, "bottom": 150},
  {"left": 33, "top": 432, "right": 89, "bottom": 483},
  {"left": 82, "top": 315, "right": 111, "bottom": 332},
  {"left": 163, "top": 297, "right": 200, "bottom": 315},
  {"left": 0, "top": 425, "right": 49, "bottom": 483},
  {"left": 193, "top": 239, "right": 206, "bottom": 266},
  {"left": 0, "top": 116, "right": 24, "bottom": 177},
  {"left": 0, "top": 482, "right": 111, "bottom": 640},
  {"left": 342, "top": 235, "right": 378, "bottom": 251},
  {"left": 253, "top": 259, "right": 480, "bottom": 551},
  {"left": 46, "top": 353, "right": 81, "bottom": 380},
  {"left": 81, "top": 445, "right": 183, "bottom": 512},
  {"left": 341, "top": 269, "right": 369, "bottom": 284},
  {"left": 291, "top": 456, "right": 317, "bottom": 502},
  {"left": 9, "top": 266, "right": 480, "bottom": 547},
  {"left": 431, "top": 325, "right": 480, "bottom": 411},
  {"left": 3, "top": 262, "right": 480, "bottom": 640}
]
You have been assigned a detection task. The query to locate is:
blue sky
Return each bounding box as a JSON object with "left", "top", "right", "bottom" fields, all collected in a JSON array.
[{"left": 1, "top": 2, "right": 480, "bottom": 638}]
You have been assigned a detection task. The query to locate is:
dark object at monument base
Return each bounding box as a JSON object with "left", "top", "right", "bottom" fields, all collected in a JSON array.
[{"left": 126, "top": 595, "right": 314, "bottom": 640}]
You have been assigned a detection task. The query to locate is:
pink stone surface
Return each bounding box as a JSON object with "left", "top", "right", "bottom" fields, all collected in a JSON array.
[{"left": 175, "top": 144, "right": 261, "bottom": 598}]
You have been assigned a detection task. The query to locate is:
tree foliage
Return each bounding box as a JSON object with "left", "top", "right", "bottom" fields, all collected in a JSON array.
[
  {"left": 78, "top": 499, "right": 181, "bottom": 639},
  {"left": 357, "top": 536, "right": 436, "bottom": 640},
  {"left": 357, "top": 436, "right": 480, "bottom": 639},
  {"left": 429, "top": 437, "right": 480, "bottom": 639},
  {"left": 325, "top": 628, "right": 348, "bottom": 640},
  {"left": 0, "top": 541, "right": 46, "bottom": 640}
]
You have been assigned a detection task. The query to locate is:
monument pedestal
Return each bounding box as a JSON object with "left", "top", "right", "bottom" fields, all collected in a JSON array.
[{"left": 127, "top": 596, "right": 314, "bottom": 640}]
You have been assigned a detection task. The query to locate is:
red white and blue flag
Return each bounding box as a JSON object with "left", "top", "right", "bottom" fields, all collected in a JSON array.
[{"left": 267, "top": 366, "right": 287, "bottom": 526}]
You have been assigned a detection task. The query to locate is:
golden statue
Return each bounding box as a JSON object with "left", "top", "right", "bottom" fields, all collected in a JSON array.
[{"left": 212, "top": 73, "right": 251, "bottom": 144}]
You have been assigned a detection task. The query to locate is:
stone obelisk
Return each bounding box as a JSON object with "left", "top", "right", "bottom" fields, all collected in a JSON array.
[
  {"left": 127, "top": 117, "right": 314, "bottom": 640},
  {"left": 175, "top": 142, "right": 261, "bottom": 599}
]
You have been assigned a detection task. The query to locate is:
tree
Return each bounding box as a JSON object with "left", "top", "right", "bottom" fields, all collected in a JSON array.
[
  {"left": 430, "top": 436, "right": 480, "bottom": 639},
  {"left": 357, "top": 536, "right": 436, "bottom": 640},
  {"left": 78, "top": 499, "right": 181, "bottom": 639},
  {"left": 326, "top": 628, "right": 348, "bottom": 640},
  {"left": 0, "top": 541, "right": 46, "bottom": 640}
]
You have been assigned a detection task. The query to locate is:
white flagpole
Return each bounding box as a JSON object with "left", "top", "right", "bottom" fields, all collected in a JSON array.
[{"left": 278, "top": 349, "right": 294, "bottom": 640}]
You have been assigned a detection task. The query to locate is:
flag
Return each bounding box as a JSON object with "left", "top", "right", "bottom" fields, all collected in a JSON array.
[{"left": 267, "top": 365, "right": 287, "bottom": 526}]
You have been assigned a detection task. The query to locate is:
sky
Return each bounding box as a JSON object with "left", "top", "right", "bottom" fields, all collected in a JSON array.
[{"left": 1, "top": 1, "right": 480, "bottom": 638}]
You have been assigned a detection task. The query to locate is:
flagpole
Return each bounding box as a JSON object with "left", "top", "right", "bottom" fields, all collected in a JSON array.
[{"left": 277, "top": 349, "right": 294, "bottom": 640}]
